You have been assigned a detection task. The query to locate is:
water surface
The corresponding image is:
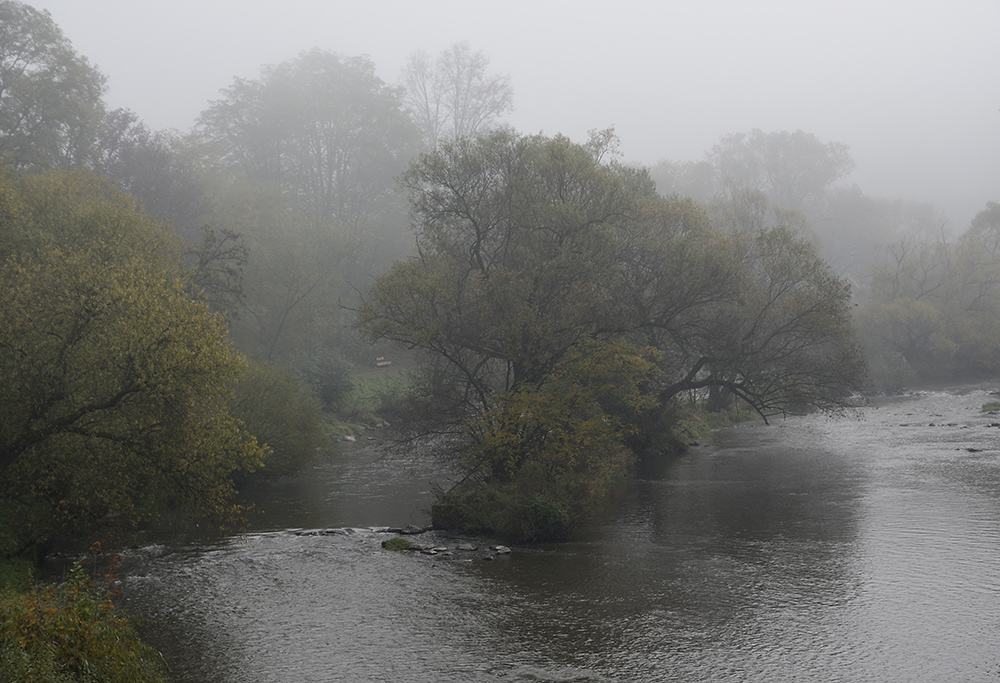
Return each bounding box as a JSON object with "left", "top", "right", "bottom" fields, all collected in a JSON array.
[{"left": 121, "top": 387, "right": 1000, "bottom": 681}]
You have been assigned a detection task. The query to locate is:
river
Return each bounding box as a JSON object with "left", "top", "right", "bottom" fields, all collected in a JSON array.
[{"left": 117, "top": 385, "right": 1000, "bottom": 682}]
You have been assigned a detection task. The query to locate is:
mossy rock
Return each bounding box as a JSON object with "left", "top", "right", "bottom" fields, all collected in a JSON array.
[{"left": 382, "top": 537, "right": 411, "bottom": 551}]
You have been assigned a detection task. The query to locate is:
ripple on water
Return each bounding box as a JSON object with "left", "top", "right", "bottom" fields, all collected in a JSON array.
[{"left": 121, "top": 387, "right": 1000, "bottom": 682}]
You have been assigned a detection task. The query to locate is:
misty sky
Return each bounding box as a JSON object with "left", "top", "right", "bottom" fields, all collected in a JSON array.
[{"left": 23, "top": 0, "right": 1000, "bottom": 229}]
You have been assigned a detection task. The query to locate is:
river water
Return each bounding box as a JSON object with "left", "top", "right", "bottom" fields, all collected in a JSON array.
[{"left": 118, "top": 386, "right": 1000, "bottom": 682}]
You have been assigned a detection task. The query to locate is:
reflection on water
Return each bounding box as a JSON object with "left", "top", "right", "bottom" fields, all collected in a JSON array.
[{"left": 121, "top": 388, "right": 1000, "bottom": 682}]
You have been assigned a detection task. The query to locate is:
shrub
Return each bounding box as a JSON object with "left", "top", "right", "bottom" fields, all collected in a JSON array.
[
  {"left": 230, "top": 360, "right": 327, "bottom": 478},
  {"left": 431, "top": 469, "right": 609, "bottom": 543},
  {"left": 294, "top": 352, "right": 355, "bottom": 414},
  {"left": 0, "top": 551, "right": 167, "bottom": 682}
]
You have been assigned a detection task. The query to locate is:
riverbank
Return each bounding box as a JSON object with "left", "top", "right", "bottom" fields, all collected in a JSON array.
[{"left": 0, "top": 549, "right": 168, "bottom": 682}]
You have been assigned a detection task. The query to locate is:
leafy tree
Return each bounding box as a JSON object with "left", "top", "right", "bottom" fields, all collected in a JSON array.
[
  {"left": 197, "top": 49, "right": 421, "bottom": 237},
  {"left": 362, "top": 130, "right": 865, "bottom": 424},
  {"left": 816, "top": 189, "right": 950, "bottom": 277},
  {"left": 401, "top": 42, "right": 513, "bottom": 149},
  {"left": 91, "top": 109, "right": 249, "bottom": 316},
  {"left": 360, "top": 130, "right": 866, "bottom": 536},
  {"left": 854, "top": 201, "right": 1000, "bottom": 387},
  {"left": 0, "top": 1, "right": 107, "bottom": 171},
  {"left": 359, "top": 130, "right": 651, "bottom": 407},
  {"left": 0, "top": 170, "right": 266, "bottom": 556},
  {"left": 435, "top": 338, "right": 658, "bottom": 542},
  {"left": 647, "top": 129, "right": 877, "bottom": 278},
  {"left": 209, "top": 182, "right": 357, "bottom": 362},
  {"left": 94, "top": 108, "right": 210, "bottom": 241},
  {"left": 708, "top": 128, "right": 854, "bottom": 212},
  {"left": 650, "top": 225, "right": 867, "bottom": 417}
]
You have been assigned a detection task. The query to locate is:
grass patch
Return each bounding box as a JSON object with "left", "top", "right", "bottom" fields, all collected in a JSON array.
[
  {"left": 982, "top": 401, "right": 1000, "bottom": 412},
  {"left": 382, "top": 537, "right": 411, "bottom": 551},
  {"left": 344, "top": 368, "right": 416, "bottom": 417}
]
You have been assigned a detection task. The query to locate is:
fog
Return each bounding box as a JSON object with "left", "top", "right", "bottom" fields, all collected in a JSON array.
[{"left": 24, "top": 0, "right": 998, "bottom": 228}]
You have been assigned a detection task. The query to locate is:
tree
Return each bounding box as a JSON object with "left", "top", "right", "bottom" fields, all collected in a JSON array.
[
  {"left": 650, "top": 225, "right": 867, "bottom": 417},
  {"left": 401, "top": 42, "right": 513, "bottom": 149},
  {"left": 708, "top": 128, "right": 854, "bottom": 212},
  {"left": 197, "top": 49, "right": 421, "bottom": 236},
  {"left": 359, "top": 130, "right": 652, "bottom": 407},
  {"left": 649, "top": 129, "right": 868, "bottom": 277},
  {"left": 360, "top": 130, "right": 866, "bottom": 536},
  {"left": 0, "top": 170, "right": 266, "bottom": 555},
  {"left": 645, "top": 158, "right": 717, "bottom": 204},
  {"left": 855, "top": 201, "right": 1000, "bottom": 386},
  {"left": 0, "top": 1, "right": 107, "bottom": 171},
  {"left": 94, "top": 108, "right": 210, "bottom": 241},
  {"left": 229, "top": 360, "right": 326, "bottom": 478},
  {"left": 362, "top": 131, "right": 865, "bottom": 423}
]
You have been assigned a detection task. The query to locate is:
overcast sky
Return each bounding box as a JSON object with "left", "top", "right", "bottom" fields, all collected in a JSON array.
[{"left": 23, "top": 0, "right": 1000, "bottom": 229}]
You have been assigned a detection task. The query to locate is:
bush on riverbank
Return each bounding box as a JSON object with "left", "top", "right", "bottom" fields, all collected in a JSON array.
[
  {"left": 229, "top": 360, "right": 328, "bottom": 479},
  {"left": 0, "top": 551, "right": 167, "bottom": 683},
  {"left": 432, "top": 484, "right": 574, "bottom": 543}
]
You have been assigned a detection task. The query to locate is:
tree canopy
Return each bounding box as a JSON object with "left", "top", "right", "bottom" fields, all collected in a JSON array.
[
  {"left": 0, "top": 1, "right": 107, "bottom": 171},
  {"left": 855, "top": 201, "right": 1000, "bottom": 388},
  {"left": 0, "top": 170, "right": 267, "bottom": 555},
  {"left": 359, "top": 130, "right": 867, "bottom": 538},
  {"left": 401, "top": 42, "right": 513, "bottom": 149},
  {"left": 197, "top": 49, "right": 421, "bottom": 235}
]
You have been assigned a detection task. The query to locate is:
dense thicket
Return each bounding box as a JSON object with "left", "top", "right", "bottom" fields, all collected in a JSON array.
[{"left": 855, "top": 201, "right": 1000, "bottom": 388}]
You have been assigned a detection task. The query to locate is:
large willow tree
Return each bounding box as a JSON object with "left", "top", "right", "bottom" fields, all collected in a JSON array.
[{"left": 358, "top": 130, "right": 866, "bottom": 539}]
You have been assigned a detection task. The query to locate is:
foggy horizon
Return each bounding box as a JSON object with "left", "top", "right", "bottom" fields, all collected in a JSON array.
[{"left": 22, "top": 0, "right": 999, "bottom": 229}]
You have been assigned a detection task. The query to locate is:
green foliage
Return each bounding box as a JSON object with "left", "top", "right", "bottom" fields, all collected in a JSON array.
[
  {"left": 981, "top": 401, "right": 1000, "bottom": 412},
  {"left": 0, "top": 558, "right": 33, "bottom": 594},
  {"left": 466, "top": 338, "right": 658, "bottom": 484},
  {"left": 363, "top": 129, "right": 867, "bottom": 538},
  {"left": 707, "top": 129, "right": 854, "bottom": 211},
  {"left": 229, "top": 360, "right": 326, "bottom": 478},
  {"left": 0, "top": 1, "right": 108, "bottom": 172},
  {"left": 658, "top": 224, "right": 868, "bottom": 417},
  {"left": 0, "top": 170, "right": 267, "bottom": 555},
  {"left": 197, "top": 48, "right": 420, "bottom": 236},
  {"left": 433, "top": 338, "right": 658, "bottom": 540},
  {"left": 433, "top": 476, "right": 583, "bottom": 543},
  {"left": 224, "top": 209, "right": 357, "bottom": 361},
  {"left": 382, "top": 537, "right": 411, "bottom": 551},
  {"left": 294, "top": 352, "right": 355, "bottom": 414},
  {"left": 345, "top": 368, "right": 417, "bottom": 418},
  {"left": 0, "top": 552, "right": 167, "bottom": 682}
]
